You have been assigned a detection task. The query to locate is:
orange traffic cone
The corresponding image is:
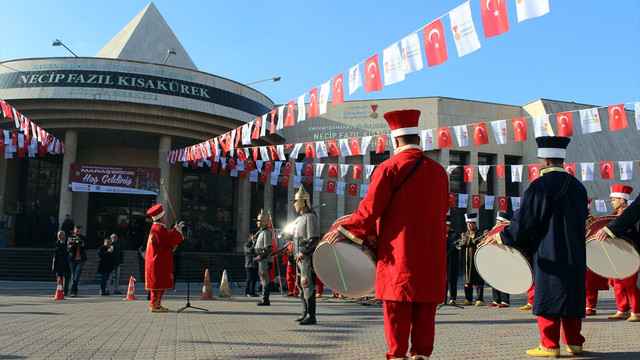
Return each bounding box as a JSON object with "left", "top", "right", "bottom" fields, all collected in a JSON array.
[
  {"left": 52, "top": 276, "right": 65, "bottom": 300},
  {"left": 201, "top": 269, "right": 214, "bottom": 300},
  {"left": 123, "top": 276, "right": 138, "bottom": 300}
]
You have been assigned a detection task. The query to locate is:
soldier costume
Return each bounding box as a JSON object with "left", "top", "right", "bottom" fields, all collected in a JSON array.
[
  {"left": 254, "top": 209, "right": 274, "bottom": 306},
  {"left": 459, "top": 213, "right": 485, "bottom": 306}
]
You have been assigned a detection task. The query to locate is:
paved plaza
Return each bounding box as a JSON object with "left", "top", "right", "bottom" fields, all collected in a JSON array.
[{"left": 0, "top": 280, "right": 638, "bottom": 359}]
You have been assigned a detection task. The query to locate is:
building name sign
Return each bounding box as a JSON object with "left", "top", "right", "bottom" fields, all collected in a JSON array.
[{"left": 69, "top": 163, "right": 160, "bottom": 195}]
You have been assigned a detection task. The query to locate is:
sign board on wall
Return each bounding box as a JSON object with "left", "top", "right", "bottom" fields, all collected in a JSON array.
[{"left": 69, "top": 164, "right": 160, "bottom": 195}]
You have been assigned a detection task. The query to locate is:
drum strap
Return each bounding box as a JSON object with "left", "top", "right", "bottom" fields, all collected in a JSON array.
[
  {"left": 392, "top": 155, "right": 425, "bottom": 194},
  {"left": 550, "top": 173, "right": 572, "bottom": 202}
]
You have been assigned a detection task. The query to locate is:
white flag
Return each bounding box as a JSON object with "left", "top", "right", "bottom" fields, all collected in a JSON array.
[
  {"left": 581, "top": 162, "right": 594, "bottom": 181},
  {"left": 382, "top": 43, "right": 405, "bottom": 86},
  {"left": 365, "top": 165, "right": 375, "bottom": 179},
  {"left": 319, "top": 80, "right": 331, "bottom": 115},
  {"left": 484, "top": 195, "right": 495, "bottom": 210},
  {"left": 449, "top": 1, "right": 481, "bottom": 57},
  {"left": 478, "top": 165, "right": 490, "bottom": 181},
  {"left": 276, "top": 145, "right": 286, "bottom": 161},
  {"left": 579, "top": 108, "right": 601, "bottom": 134},
  {"left": 336, "top": 181, "right": 346, "bottom": 195},
  {"left": 294, "top": 175, "right": 302, "bottom": 189},
  {"left": 458, "top": 194, "right": 469, "bottom": 208},
  {"left": 595, "top": 200, "right": 607, "bottom": 213},
  {"left": 237, "top": 160, "right": 245, "bottom": 172},
  {"left": 270, "top": 173, "right": 278, "bottom": 185},
  {"left": 260, "top": 147, "right": 270, "bottom": 161},
  {"left": 511, "top": 165, "right": 523, "bottom": 182},
  {"left": 401, "top": 32, "right": 424, "bottom": 74},
  {"left": 491, "top": 120, "right": 508, "bottom": 144},
  {"left": 511, "top": 197, "right": 521, "bottom": 211},
  {"left": 360, "top": 136, "right": 372, "bottom": 154},
  {"left": 315, "top": 163, "right": 325, "bottom": 177},
  {"left": 255, "top": 160, "right": 263, "bottom": 173},
  {"left": 348, "top": 64, "right": 363, "bottom": 95},
  {"left": 635, "top": 102, "right": 640, "bottom": 130},
  {"left": 453, "top": 125, "right": 469, "bottom": 147},
  {"left": 290, "top": 143, "right": 303, "bottom": 159},
  {"left": 516, "top": 0, "right": 550, "bottom": 23},
  {"left": 297, "top": 94, "right": 307, "bottom": 122},
  {"left": 276, "top": 105, "right": 285, "bottom": 130},
  {"left": 338, "top": 139, "right": 351, "bottom": 157},
  {"left": 532, "top": 115, "right": 554, "bottom": 137},
  {"left": 260, "top": 114, "right": 268, "bottom": 136},
  {"left": 619, "top": 161, "right": 633, "bottom": 181},
  {"left": 340, "top": 164, "right": 349, "bottom": 178},
  {"left": 242, "top": 123, "right": 251, "bottom": 145},
  {"left": 314, "top": 178, "right": 324, "bottom": 192},
  {"left": 273, "top": 161, "right": 282, "bottom": 175},
  {"left": 250, "top": 170, "right": 259, "bottom": 183},
  {"left": 421, "top": 129, "right": 434, "bottom": 151},
  {"left": 295, "top": 162, "right": 304, "bottom": 176},
  {"left": 446, "top": 165, "right": 458, "bottom": 175},
  {"left": 316, "top": 141, "right": 328, "bottom": 159},
  {"left": 359, "top": 184, "right": 369, "bottom": 197}
]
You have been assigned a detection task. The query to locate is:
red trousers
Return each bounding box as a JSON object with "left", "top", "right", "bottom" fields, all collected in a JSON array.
[
  {"left": 316, "top": 277, "right": 324, "bottom": 295},
  {"left": 612, "top": 272, "right": 640, "bottom": 313},
  {"left": 286, "top": 264, "right": 298, "bottom": 295},
  {"left": 383, "top": 301, "right": 437, "bottom": 359},
  {"left": 585, "top": 290, "right": 599, "bottom": 310},
  {"left": 537, "top": 316, "right": 584, "bottom": 349},
  {"left": 527, "top": 285, "right": 535, "bottom": 305},
  {"left": 149, "top": 290, "right": 165, "bottom": 309}
]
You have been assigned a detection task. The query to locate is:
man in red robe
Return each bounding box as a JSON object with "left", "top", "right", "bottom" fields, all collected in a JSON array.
[
  {"left": 325, "top": 109, "right": 449, "bottom": 360},
  {"left": 145, "top": 204, "right": 184, "bottom": 312}
]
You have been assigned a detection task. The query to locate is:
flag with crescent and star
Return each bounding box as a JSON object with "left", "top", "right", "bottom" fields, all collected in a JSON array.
[
  {"left": 364, "top": 54, "right": 383, "bottom": 92},
  {"left": 332, "top": 73, "right": 344, "bottom": 105},
  {"left": 437, "top": 127, "right": 453, "bottom": 148},
  {"left": 473, "top": 123, "right": 489, "bottom": 146},
  {"left": 529, "top": 164, "right": 540, "bottom": 182},
  {"left": 308, "top": 88, "right": 319, "bottom": 118},
  {"left": 564, "top": 163, "right": 575, "bottom": 176},
  {"left": 608, "top": 104, "right": 628, "bottom": 131},
  {"left": 600, "top": 161, "right": 614, "bottom": 179},
  {"left": 423, "top": 19, "right": 448, "bottom": 67},
  {"left": 481, "top": 0, "right": 510, "bottom": 38},
  {"left": 556, "top": 112, "right": 573, "bottom": 137},
  {"left": 512, "top": 117, "right": 527, "bottom": 141}
]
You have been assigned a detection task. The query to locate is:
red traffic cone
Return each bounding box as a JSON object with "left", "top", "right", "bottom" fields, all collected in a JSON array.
[
  {"left": 201, "top": 269, "right": 214, "bottom": 300},
  {"left": 52, "top": 276, "right": 65, "bottom": 300},
  {"left": 123, "top": 276, "right": 138, "bottom": 300}
]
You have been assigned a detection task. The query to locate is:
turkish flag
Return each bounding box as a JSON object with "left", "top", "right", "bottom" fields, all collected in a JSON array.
[
  {"left": 0, "top": 99, "right": 13, "bottom": 118},
  {"left": 281, "top": 174, "right": 290, "bottom": 187},
  {"left": 328, "top": 164, "right": 338, "bottom": 178},
  {"left": 496, "top": 164, "right": 505, "bottom": 178},
  {"left": 327, "top": 140, "right": 340, "bottom": 157},
  {"left": 353, "top": 164, "right": 362, "bottom": 179},
  {"left": 364, "top": 54, "right": 383, "bottom": 92},
  {"left": 251, "top": 148, "right": 259, "bottom": 161},
  {"left": 228, "top": 158, "right": 236, "bottom": 170},
  {"left": 481, "top": 0, "right": 510, "bottom": 38},
  {"left": 608, "top": 104, "right": 628, "bottom": 131},
  {"left": 448, "top": 193, "right": 456, "bottom": 208},
  {"left": 471, "top": 195, "right": 481, "bottom": 209},
  {"left": 512, "top": 117, "right": 527, "bottom": 141},
  {"left": 564, "top": 163, "right": 575, "bottom": 176},
  {"left": 327, "top": 180, "right": 336, "bottom": 194},
  {"left": 350, "top": 138, "right": 362, "bottom": 156},
  {"left": 305, "top": 142, "right": 316, "bottom": 158},
  {"left": 556, "top": 112, "right": 573, "bottom": 137},
  {"left": 239, "top": 170, "right": 247, "bottom": 179},
  {"left": 269, "top": 109, "right": 277, "bottom": 134},
  {"left": 38, "top": 142, "right": 46, "bottom": 157},
  {"left": 210, "top": 162, "right": 219, "bottom": 174},
  {"left": 375, "top": 134, "right": 387, "bottom": 154},
  {"left": 348, "top": 183, "right": 358, "bottom": 196},
  {"left": 246, "top": 159, "right": 256, "bottom": 172},
  {"left": 463, "top": 166, "right": 474, "bottom": 182},
  {"left": 600, "top": 161, "right": 614, "bottom": 179},
  {"left": 309, "top": 88, "right": 319, "bottom": 118},
  {"left": 529, "top": 164, "right": 540, "bottom": 182},
  {"left": 498, "top": 196, "right": 508, "bottom": 211},
  {"left": 437, "top": 127, "right": 453, "bottom": 149},
  {"left": 304, "top": 162, "right": 314, "bottom": 176},
  {"left": 259, "top": 172, "right": 267, "bottom": 183},
  {"left": 423, "top": 19, "right": 448, "bottom": 67},
  {"left": 284, "top": 100, "right": 295, "bottom": 127},
  {"left": 237, "top": 149, "right": 247, "bottom": 162},
  {"left": 252, "top": 117, "right": 261, "bottom": 139},
  {"left": 306, "top": 176, "right": 313, "bottom": 186},
  {"left": 219, "top": 165, "right": 228, "bottom": 176},
  {"left": 332, "top": 73, "right": 344, "bottom": 104},
  {"left": 268, "top": 146, "right": 279, "bottom": 160},
  {"left": 234, "top": 128, "right": 241, "bottom": 149},
  {"left": 284, "top": 162, "right": 292, "bottom": 175},
  {"left": 472, "top": 123, "right": 489, "bottom": 146},
  {"left": 264, "top": 161, "right": 272, "bottom": 173}
]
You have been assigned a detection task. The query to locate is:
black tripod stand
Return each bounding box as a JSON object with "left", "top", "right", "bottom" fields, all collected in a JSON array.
[{"left": 177, "top": 227, "right": 208, "bottom": 313}]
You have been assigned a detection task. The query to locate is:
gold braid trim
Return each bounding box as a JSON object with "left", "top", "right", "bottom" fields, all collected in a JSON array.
[{"left": 337, "top": 225, "right": 364, "bottom": 245}]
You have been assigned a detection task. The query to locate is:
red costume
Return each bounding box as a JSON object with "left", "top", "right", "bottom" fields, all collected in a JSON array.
[
  {"left": 337, "top": 110, "right": 449, "bottom": 359},
  {"left": 144, "top": 204, "right": 183, "bottom": 310},
  {"left": 585, "top": 269, "right": 608, "bottom": 313}
]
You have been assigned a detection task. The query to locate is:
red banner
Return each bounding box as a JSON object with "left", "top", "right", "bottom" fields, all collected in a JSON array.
[{"left": 69, "top": 164, "right": 160, "bottom": 195}]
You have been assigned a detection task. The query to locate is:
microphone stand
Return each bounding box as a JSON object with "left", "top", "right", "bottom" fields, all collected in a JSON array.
[{"left": 177, "top": 226, "right": 208, "bottom": 313}]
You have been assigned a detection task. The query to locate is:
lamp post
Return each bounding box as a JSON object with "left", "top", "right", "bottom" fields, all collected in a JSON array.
[
  {"left": 51, "top": 39, "right": 78, "bottom": 57},
  {"left": 244, "top": 76, "right": 281, "bottom": 86},
  {"left": 162, "top": 48, "right": 177, "bottom": 65}
]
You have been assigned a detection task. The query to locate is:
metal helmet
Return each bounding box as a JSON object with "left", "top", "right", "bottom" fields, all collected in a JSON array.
[
  {"left": 255, "top": 209, "right": 269, "bottom": 221},
  {"left": 294, "top": 186, "right": 311, "bottom": 209}
]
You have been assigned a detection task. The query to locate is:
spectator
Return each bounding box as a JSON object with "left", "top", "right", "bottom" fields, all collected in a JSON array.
[
  {"left": 109, "top": 233, "right": 124, "bottom": 295},
  {"left": 98, "top": 237, "right": 113, "bottom": 295},
  {"left": 67, "top": 225, "right": 87, "bottom": 297},
  {"left": 52, "top": 230, "right": 71, "bottom": 296},
  {"left": 48, "top": 215, "right": 59, "bottom": 248},
  {"left": 61, "top": 214, "right": 74, "bottom": 237},
  {"left": 244, "top": 234, "right": 258, "bottom": 297}
]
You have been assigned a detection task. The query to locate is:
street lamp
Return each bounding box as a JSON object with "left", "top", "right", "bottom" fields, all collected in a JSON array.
[
  {"left": 51, "top": 39, "right": 78, "bottom": 57},
  {"left": 162, "top": 48, "right": 177, "bottom": 65},
  {"left": 244, "top": 76, "right": 281, "bottom": 86}
]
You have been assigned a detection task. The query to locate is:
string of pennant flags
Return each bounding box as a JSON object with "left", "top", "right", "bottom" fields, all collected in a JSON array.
[
  {"left": 0, "top": 99, "right": 66, "bottom": 158},
  {"left": 170, "top": 0, "right": 555, "bottom": 161}
]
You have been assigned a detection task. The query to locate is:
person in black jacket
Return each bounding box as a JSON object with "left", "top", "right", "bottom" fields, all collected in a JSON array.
[
  {"left": 67, "top": 225, "right": 88, "bottom": 297},
  {"left": 61, "top": 214, "right": 74, "bottom": 237},
  {"left": 98, "top": 237, "right": 113, "bottom": 295},
  {"left": 243, "top": 234, "right": 258, "bottom": 297},
  {"left": 52, "top": 230, "right": 71, "bottom": 295}
]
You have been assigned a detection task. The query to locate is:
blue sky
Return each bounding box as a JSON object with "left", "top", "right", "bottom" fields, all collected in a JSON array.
[{"left": 1, "top": 0, "right": 639, "bottom": 108}]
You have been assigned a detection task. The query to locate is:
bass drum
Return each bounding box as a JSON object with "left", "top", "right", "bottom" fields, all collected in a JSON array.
[
  {"left": 313, "top": 215, "right": 377, "bottom": 298},
  {"left": 474, "top": 223, "right": 533, "bottom": 294},
  {"left": 585, "top": 215, "right": 640, "bottom": 279}
]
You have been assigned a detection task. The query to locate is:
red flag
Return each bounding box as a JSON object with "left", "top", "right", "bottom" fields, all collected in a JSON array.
[
  {"left": 608, "top": 104, "right": 628, "bottom": 131},
  {"left": 556, "top": 112, "right": 573, "bottom": 137},
  {"left": 375, "top": 135, "right": 387, "bottom": 154},
  {"left": 481, "top": 0, "right": 510, "bottom": 38},
  {"left": 327, "top": 140, "right": 340, "bottom": 157},
  {"left": 512, "top": 118, "right": 527, "bottom": 141},
  {"left": 327, "top": 180, "right": 336, "bottom": 193},
  {"left": 309, "top": 88, "right": 319, "bottom": 117},
  {"left": 0, "top": 99, "right": 13, "bottom": 118},
  {"left": 251, "top": 148, "right": 259, "bottom": 161},
  {"left": 472, "top": 123, "right": 489, "bottom": 146},
  {"left": 448, "top": 193, "right": 456, "bottom": 208},
  {"left": 364, "top": 54, "right": 383, "bottom": 92},
  {"left": 437, "top": 127, "right": 453, "bottom": 149},
  {"left": 284, "top": 162, "right": 292, "bottom": 175},
  {"left": 348, "top": 183, "right": 358, "bottom": 196},
  {"left": 564, "top": 163, "right": 575, "bottom": 176},
  {"left": 259, "top": 172, "right": 268, "bottom": 183},
  {"left": 210, "top": 162, "right": 219, "bottom": 173},
  {"left": 353, "top": 164, "right": 362, "bottom": 179},
  {"left": 304, "top": 163, "right": 314, "bottom": 176},
  {"left": 246, "top": 159, "right": 256, "bottom": 172},
  {"left": 498, "top": 196, "right": 508, "bottom": 211},
  {"left": 328, "top": 164, "right": 338, "bottom": 178},
  {"left": 423, "top": 19, "right": 448, "bottom": 67},
  {"left": 268, "top": 146, "right": 279, "bottom": 160},
  {"left": 264, "top": 161, "right": 273, "bottom": 173},
  {"left": 252, "top": 117, "right": 261, "bottom": 139},
  {"left": 284, "top": 100, "right": 295, "bottom": 127},
  {"left": 332, "top": 73, "right": 344, "bottom": 104},
  {"left": 496, "top": 164, "right": 505, "bottom": 178},
  {"left": 471, "top": 195, "right": 481, "bottom": 209},
  {"left": 350, "top": 138, "right": 362, "bottom": 156},
  {"left": 228, "top": 158, "right": 236, "bottom": 170},
  {"left": 269, "top": 109, "right": 277, "bottom": 134},
  {"left": 219, "top": 165, "right": 228, "bottom": 176},
  {"left": 529, "top": 164, "right": 540, "bottom": 182},
  {"left": 600, "top": 161, "right": 614, "bottom": 179},
  {"left": 305, "top": 142, "right": 316, "bottom": 158},
  {"left": 237, "top": 149, "right": 247, "bottom": 162},
  {"left": 239, "top": 170, "right": 247, "bottom": 179},
  {"left": 463, "top": 166, "right": 474, "bottom": 182},
  {"left": 38, "top": 142, "right": 46, "bottom": 157},
  {"left": 234, "top": 128, "right": 241, "bottom": 149},
  {"left": 281, "top": 174, "right": 290, "bottom": 187},
  {"left": 305, "top": 176, "right": 313, "bottom": 186}
]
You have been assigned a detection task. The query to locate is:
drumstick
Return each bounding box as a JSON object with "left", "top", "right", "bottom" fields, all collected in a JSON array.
[
  {"left": 160, "top": 178, "right": 178, "bottom": 226},
  {"left": 599, "top": 241, "right": 619, "bottom": 276},
  {"left": 332, "top": 244, "right": 348, "bottom": 292}
]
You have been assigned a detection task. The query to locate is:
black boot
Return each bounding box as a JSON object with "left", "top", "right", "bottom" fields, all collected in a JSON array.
[
  {"left": 299, "top": 296, "right": 316, "bottom": 325},
  {"left": 295, "top": 295, "right": 308, "bottom": 321},
  {"left": 464, "top": 285, "right": 473, "bottom": 302},
  {"left": 257, "top": 287, "right": 270, "bottom": 306}
]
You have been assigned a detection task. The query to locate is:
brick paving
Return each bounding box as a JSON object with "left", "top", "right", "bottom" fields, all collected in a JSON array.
[{"left": 0, "top": 281, "right": 638, "bottom": 359}]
